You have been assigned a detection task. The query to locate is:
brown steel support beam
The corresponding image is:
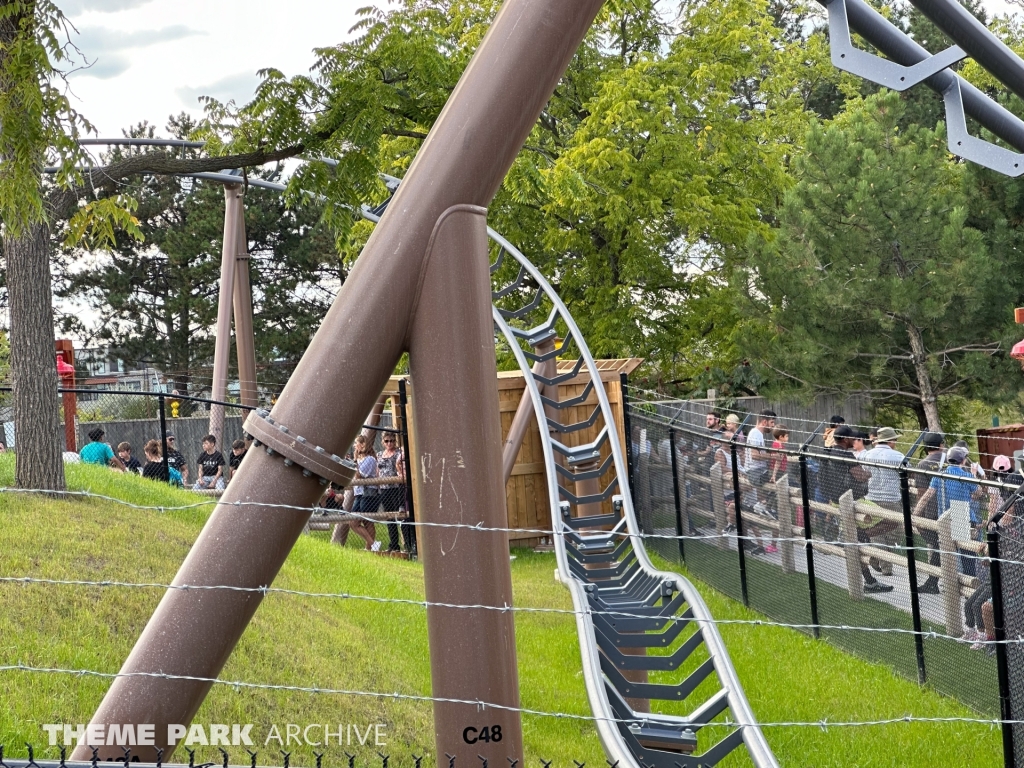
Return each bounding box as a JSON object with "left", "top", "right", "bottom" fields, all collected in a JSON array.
[
  {"left": 410, "top": 205, "right": 522, "bottom": 760},
  {"left": 231, "top": 195, "right": 258, "bottom": 409},
  {"left": 209, "top": 184, "right": 242, "bottom": 443},
  {"left": 76, "top": 1, "right": 605, "bottom": 761}
]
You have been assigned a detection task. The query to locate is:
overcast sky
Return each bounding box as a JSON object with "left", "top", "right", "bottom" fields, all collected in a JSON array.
[
  {"left": 63, "top": 0, "right": 1024, "bottom": 139},
  {"left": 64, "top": 0, "right": 367, "bottom": 137}
]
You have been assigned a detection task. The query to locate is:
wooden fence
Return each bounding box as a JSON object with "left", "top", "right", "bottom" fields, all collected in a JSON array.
[{"left": 388, "top": 358, "right": 641, "bottom": 546}]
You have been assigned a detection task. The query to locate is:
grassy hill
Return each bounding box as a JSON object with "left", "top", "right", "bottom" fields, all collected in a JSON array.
[{"left": 0, "top": 457, "right": 1003, "bottom": 767}]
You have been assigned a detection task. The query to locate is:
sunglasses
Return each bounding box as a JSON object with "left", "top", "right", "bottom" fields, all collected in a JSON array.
[{"left": 384, "top": 439, "right": 396, "bottom": 443}]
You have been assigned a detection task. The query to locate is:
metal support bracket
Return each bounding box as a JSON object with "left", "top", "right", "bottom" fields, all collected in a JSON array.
[
  {"left": 244, "top": 408, "right": 357, "bottom": 487},
  {"left": 943, "top": 78, "right": 1024, "bottom": 176},
  {"left": 826, "top": 0, "right": 966, "bottom": 90}
]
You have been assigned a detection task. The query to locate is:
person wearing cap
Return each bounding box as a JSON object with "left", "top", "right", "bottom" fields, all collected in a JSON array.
[
  {"left": 164, "top": 431, "right": 189, "bottom": 484},
  {"left": 79, "top": 427, "right": 125, "bottom": 470},
  {"left": 915, "top": 445, "right": 983, "bottom": 520},
  {"left": 911, "top": 432, "right": 946, "bottom": 594}
]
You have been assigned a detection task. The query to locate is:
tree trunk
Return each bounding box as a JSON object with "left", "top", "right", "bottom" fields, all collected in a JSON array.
[
  {"left": 6, "top": 221, "right": 66, "bottom": 490},
  {"left": 904, "top": 321, "right": 942, "bottom": 433}
]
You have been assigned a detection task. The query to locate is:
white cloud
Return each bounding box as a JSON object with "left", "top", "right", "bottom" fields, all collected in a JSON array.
[
  {"left": 176, "top": 71, "right": 261, "bottom": 109},
  {"left": 76, "top": 24, "right": 200, "bottom": 52},
  {"left": 61, "top": 0, "right": 156, "bottom": 15}
]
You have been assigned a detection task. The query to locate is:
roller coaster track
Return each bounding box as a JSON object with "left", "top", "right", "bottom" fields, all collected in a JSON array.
[{"left": 365, "top": 190, "right": 777, "bottom": 768}]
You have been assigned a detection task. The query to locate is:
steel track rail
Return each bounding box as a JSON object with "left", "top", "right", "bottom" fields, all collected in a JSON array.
[{"left": 488, "top": 235, "right": 778, "bottom": 768}]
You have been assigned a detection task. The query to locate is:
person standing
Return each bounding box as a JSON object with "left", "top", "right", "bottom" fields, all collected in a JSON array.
[
  {"left": 80, "top": 428, "right": 125, "bottom": 470},
  {"left": 194, "top": 434, "right": 226, "bottom": 490},
  {"left": 912, "top": 432, "right": 946, "bottom": 594},
  {"left": 377, "top": 431, "right": 406, "bottom": 553},
  {"left": 858, "top": 426, "right": 905, "bottom": 592},
  {"left": 164, "top": 432, "right": 189, "bottom": 485},
  {"left": 352, "top": 435, "right": 380, "bottom": 551}
]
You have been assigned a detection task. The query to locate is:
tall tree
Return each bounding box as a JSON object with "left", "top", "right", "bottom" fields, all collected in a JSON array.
[
  {"left": 0, "top": 3, "right": 321, "bottom": 488},
  {"left": 206, "top": 0, "right": 835, "bottom": 390},
  {"left": 56, "top": 119, "right": 341, "bottom": 396},
  {"left": 736, "top": 92, "right": 1019, "bottom": 431}
]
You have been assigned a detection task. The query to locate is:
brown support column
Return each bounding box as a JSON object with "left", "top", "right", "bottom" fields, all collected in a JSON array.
[
  {"left": 76, "top": 2, "right": 605, "bottom": 760},
  {"left": 209, "top": 184, "right": 241, "bottom": 444},
  {"left": 231, "top": 195, "right": 258, "bottom": 409},
  {"left": 501, "top": 338, "right": 556, "bottom": 485},
  {"left": 409, "top": 205, "right": 522, "bottom": 762}
]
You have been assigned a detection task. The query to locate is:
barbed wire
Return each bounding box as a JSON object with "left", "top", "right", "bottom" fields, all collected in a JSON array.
[
  {"left": 0, "top": 662, "right": 1017, "bottom": 731},
  {"left": 4, "top": 487, "right": 1020, "bottom": 569},
  {"left": 0, "top": 573, "right": 1016, "bottom": 647}
]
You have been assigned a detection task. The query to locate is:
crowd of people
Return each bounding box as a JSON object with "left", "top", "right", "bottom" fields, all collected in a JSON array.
[
  {"left": 635, "top": 409, "right": 1024, "bottom": 654},
  {"left": 76, "top": 427, "right": 249, "bottom": 490}
]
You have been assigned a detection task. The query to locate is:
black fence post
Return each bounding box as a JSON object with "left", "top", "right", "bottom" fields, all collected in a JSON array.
[
  {"left": 799, "top": 453, "right": 821, "bottom": 639},
  {"left": 620, "top": 372, "right": 636, "bottom": 507},
  {"left": 158, "top": 394, "right": 170, "bottom": 484},
  {"left": 669, "top": 428, "right": 685, "bottom": 565},
  {"left": 731, "top": 442, "right": 749, "bottom": 606},
  {"left": 397, "top": 379, "right": 417, "bottom": 558},
  {"left": 899, "top": 467, "right": 927, "bottom": 685},
  {"left": 988, "top": 529, "right": 1015, "bottom": 768}
]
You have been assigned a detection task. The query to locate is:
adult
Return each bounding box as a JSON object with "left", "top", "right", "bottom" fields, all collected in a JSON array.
[
  {"left": 164, "top": 431, "right": 188, "bottom": 485},
  {"left": 352, "top": 435, "right": 381, "bottom": 551},
  {"left": 744, "top": 409, "right": 776, "bottom": 497},
  {"left": 690, "top": 411, "right": 721, "bottom": 476},
  {"left": 858, "top": 426, "right": 906, "bottom": 592},
  {"left": 79, "top": 428, "right": 125, "bottom": 470},
  {"left": 819, "top": 425, "right": 870, "bottom": 541},
  {"left": 823, "top": 414, "right": 845, "bottom": 449},
  {"left": 377, "top": 431, "right": 407, "bottom": 552},
  {"left": 912, "top": 432, "right": 946, "bottom": 594},
  {"left": 194, "top": 434, "right": 226, "bottom": 491},
  {"left": 914, "top": 445, "right": 985, "bottom": 579}
]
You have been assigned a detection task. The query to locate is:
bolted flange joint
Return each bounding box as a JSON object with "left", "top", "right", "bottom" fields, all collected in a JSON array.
[{"left": 243, "top": 408, "right": 356, "bottom": 488}]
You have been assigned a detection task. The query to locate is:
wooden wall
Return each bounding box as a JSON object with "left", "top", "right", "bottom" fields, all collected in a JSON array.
[{"left": 385, "top": 361, "right": 636, "bottom": 546}]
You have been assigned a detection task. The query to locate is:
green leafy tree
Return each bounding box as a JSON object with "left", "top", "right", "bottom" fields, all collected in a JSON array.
[
  {"left": 56, "top": 119, "right": 341, "bottom": 396},
  {"left": 203, "top": 0, "right": 834, "bottom": 394},
  {"left": 0, "top": 2, "right": 315, "bottom": 489},
  {"left": 736, "top": 92, "right": 1019, "bottom": 431}
]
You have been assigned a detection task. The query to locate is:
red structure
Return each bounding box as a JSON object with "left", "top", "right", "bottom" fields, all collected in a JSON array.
[{"left": 55, "top": 339, "right": 76, "bottom": 451}]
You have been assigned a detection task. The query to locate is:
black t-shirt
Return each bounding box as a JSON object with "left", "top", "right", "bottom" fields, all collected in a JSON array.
[
  {"left": 166, "top": 448, "right": 187, "bottom": 472},
  {"left": 229, "top": 450, "right": 246, "bottom": 470},
  {"left": 123, "top": 456, "right": 142, "bottom": 473},
  {"left": 915, "top": 453, "right": 943, "bottom": 519},
  {"left": 198, "top": 450, "right": 225, "bottom": 478},
  {"left": 821, "top": 447, "right": 856, "bottom": 503},
  {"left": 143, "top": 461, "right": 169, "bottom": 482}
]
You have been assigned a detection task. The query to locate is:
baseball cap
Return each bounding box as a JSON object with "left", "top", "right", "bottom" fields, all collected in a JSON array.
[
  {"left": 833, "top": 425, "right": 855, "bottom": 439},
  {"left": 946, "top": 446, "right": 969, "bottom": 465},
  {"left": 922, "top": 432, "right": 945, "bottom": 450},
  {"left": 725, "top": 414, "right": 740, "bottom": 426},
  {"left": 993, "top": 455, "right": 1013, "bottom": 472}
]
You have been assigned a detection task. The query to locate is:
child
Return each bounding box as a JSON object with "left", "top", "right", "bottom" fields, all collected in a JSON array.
[
  {"left": 142, "top": 439, "right": 183, "bottom": 486},
  {"left": 194, "top": 434, "right": 226, "bottom": 490},
  {"left": 228, "top": 439, "right": 247, "bottom": 481},
  {"left": 117, "top": 441, "right": 142, "bottom": 474}
]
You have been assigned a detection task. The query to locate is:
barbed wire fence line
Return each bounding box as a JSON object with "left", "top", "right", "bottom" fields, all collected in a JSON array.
[{"left": 1, "top": 388, "right": 1020, "bottom": 767}]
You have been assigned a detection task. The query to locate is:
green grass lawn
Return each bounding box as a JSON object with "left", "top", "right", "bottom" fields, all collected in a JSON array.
[{"left": 0, "top": 457, "right": 1003, "bottom": 767}]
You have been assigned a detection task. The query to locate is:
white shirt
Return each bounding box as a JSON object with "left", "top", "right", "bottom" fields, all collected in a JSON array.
[
  {"left": 745, "top": 427, "right": 767, "bottom": 473},
  {"left": 863, "top": 444, "right": 904, "bottom": 503}
]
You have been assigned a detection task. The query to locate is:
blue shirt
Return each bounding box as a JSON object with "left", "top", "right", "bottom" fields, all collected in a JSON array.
[
  {"left": 80, "top": 441, "right": 114, "bottom": 466},
  {"left": 930, "top": 466, "right": 977, "bottom": 517}
]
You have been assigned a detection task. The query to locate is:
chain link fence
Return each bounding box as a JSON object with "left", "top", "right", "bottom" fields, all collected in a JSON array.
[
  {"left": 626, "top": 396, "right": 1024, "bottom": 765},
  {"left": 0, "top": 387, "right": 417, "bottom": 555}
]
